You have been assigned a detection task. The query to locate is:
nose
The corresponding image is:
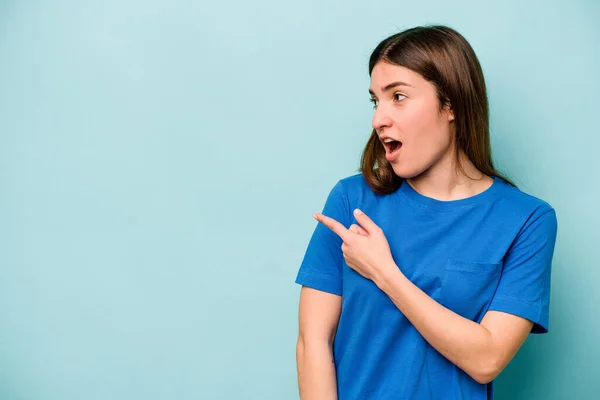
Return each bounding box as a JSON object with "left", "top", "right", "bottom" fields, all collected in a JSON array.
[{"left": 372, "top": 106, "right": 393, "bottom": 132}]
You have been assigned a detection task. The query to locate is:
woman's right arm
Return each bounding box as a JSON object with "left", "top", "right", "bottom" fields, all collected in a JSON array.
[{"left": 296, "top": 286, "right": 342, "bottom": 400}]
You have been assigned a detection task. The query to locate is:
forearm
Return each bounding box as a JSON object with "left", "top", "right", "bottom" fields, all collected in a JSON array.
[
  {"left": 375, "top": 267, "right": 497, "bottom": 384},
  {"left": 296, "top": 338, "right": 338, "bottom": 400}
]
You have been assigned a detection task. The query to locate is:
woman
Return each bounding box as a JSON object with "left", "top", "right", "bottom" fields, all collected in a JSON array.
[{"left": 294, "top": 25, "right": 558, "bottom": 399}]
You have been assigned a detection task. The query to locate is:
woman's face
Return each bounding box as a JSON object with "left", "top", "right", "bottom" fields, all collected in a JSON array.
[{"left": 369, "top": 62, "right": 455, "bottom": 179}]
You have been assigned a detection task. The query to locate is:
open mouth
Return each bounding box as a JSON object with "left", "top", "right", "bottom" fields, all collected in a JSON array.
[
  {"left": 386, "top": 140, "right": 401, "bottom": 152},
  {"left": 383, "top": 139, "right": 402, "bottom": 159}
]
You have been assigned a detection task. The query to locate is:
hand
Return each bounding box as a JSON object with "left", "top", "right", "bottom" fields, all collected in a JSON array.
[{"left": 313, "top": 208, "right": 398, "bottom": 283}]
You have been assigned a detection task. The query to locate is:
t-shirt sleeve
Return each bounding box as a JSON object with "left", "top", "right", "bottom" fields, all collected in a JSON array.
[
  {"left": 487, "top": 206, "right": 558, "bottom": 334},
  {"left": 294, "top": 180, "right": 350, "bottom": 296}
]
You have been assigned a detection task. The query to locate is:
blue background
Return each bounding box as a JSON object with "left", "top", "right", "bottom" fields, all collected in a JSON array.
[{"left": 1, "top": 0, "right": 598, "bottom": 398}]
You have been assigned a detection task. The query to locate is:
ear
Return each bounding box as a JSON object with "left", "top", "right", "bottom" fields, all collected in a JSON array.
[
  {"left": 441, "top": 98, "right": 454, "bottom": 122},
  {"left": 447, "top": 104, "right": 454, "bottom": 122}
]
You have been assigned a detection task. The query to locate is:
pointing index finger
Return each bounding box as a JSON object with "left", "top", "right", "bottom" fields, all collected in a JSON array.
[{"left": 314, "top": 212, "right": 351, "bottom": 242}]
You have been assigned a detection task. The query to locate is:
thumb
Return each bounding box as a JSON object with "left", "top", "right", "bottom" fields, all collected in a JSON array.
[
  {"left": 353, "top": 209, "right": 379, "bottom": 234},
  {"left": 349, "top": 224, "right": 368, "bottom": 236}
]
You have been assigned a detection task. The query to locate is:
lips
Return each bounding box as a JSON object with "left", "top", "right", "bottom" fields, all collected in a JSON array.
[{"left": 383, "top": 140, "right": 402, "bottom": 161}]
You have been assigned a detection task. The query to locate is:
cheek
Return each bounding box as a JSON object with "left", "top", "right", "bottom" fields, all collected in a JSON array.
[
  {"left": 398, "top": 105, "right": 452, "bottom": 167},
  {"left": 401, "top": 104, "right": 440, "bottom": 145}
]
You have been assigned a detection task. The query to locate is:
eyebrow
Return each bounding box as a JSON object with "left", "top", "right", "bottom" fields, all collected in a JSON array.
[{"left": 368, "top": 81, "right": 413, "bottom": 95}]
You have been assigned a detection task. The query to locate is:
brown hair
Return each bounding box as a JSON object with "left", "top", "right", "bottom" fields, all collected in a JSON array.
[{"left": 359, "top": 25, "right": 515, "bottom": 194}]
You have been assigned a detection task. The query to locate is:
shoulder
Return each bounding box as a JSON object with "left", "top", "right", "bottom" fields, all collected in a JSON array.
[
  {"left": 494, "top": 178, "right": 557, "bottom": 234},
  {"left": 335, "top": 172, "right": 378, "bottom": 204},
  {"left": 497, "top": 179, "right": 554, "bottom": 211}
]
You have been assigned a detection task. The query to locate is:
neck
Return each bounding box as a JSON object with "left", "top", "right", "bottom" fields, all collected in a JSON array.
[{"left": 406, "top": 152, "right": 492, "bottom": 201}]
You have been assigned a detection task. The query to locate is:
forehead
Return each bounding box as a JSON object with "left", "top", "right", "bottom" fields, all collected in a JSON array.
[{"left": 369, "top": 62, "right": 426, "bottom": 92}]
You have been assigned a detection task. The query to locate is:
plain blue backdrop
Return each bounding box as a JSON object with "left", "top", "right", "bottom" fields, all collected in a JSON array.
[{"left": 1, "top": 0, "right": 598, "bottom": 398}]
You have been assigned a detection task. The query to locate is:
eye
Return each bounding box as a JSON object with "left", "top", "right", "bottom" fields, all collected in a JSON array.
[
  {"left": 394, "top": 93, "right": 406, "bottom": 102},
  {"left": 369, "top": 98, "right": 378, "bottom": 109}
]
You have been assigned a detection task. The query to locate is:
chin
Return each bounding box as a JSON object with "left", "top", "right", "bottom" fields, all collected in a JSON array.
[{"left": 390, "top": 164, "right": 425, "bottom": 180}]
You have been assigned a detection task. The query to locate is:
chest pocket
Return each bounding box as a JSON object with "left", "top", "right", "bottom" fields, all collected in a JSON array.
[{"left": 437, "top": 258, "right": 502, "bottom": 321}]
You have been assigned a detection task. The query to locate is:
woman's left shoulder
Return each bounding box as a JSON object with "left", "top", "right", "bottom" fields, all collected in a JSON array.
[{"left": 495, "top": 180, "right": 556, "bottom": 219}]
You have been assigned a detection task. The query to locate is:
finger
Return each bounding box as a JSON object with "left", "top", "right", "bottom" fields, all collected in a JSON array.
[
  {"left": 314, "top": 212, "right": 351, "bottom": 242},
  {"left": 353, "top": 209, "right": 380, "bottom": 234},
  {"left": 350, "top": 224, "right": 368, "bottom": 236}
]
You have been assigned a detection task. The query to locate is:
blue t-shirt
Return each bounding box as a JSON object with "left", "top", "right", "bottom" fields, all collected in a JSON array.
[{"left": 295, "top": 173, "right": 558, "bottom": 400}]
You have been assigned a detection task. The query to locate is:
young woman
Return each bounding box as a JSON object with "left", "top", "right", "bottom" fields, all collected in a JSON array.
[{"left": 295, "top": 25, "right": 558, "bottom": 399}]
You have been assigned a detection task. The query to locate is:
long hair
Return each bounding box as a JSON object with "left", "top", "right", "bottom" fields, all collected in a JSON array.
[{"left": 360, "top": 25, "right": 515, "bottom": 194}]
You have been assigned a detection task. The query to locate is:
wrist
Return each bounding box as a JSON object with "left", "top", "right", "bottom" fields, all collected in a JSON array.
[{"left": 375, "top": 261, "right": 404, "bottom": 291}]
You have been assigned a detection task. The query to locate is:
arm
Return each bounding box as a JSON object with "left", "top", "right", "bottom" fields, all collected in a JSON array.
[
  {"left": 313, "top": 205, "right": 556, "bottom": 386},
  {"left": 296, "top": 286, "right": 341, "bottom": 400},
  {"left": 375, "top": 269, "right": 532, "bottom": 384},
  {"left": 373, "top": 207, "right": 557, "bottom": 384}
]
